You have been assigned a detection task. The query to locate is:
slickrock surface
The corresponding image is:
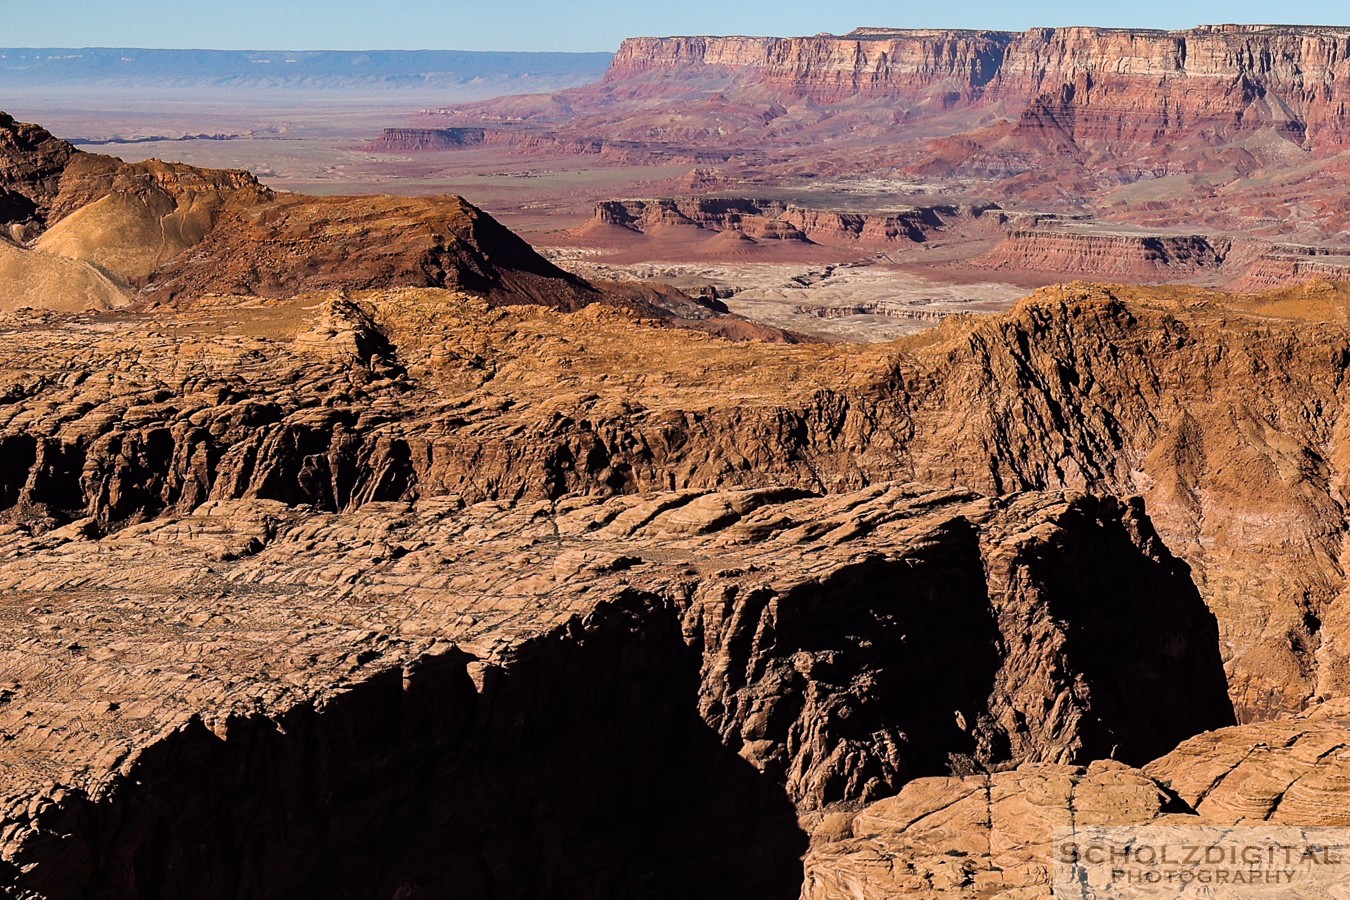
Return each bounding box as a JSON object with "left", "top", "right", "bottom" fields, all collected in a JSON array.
[
  {"left": 803, "top": 701, "right": 1350, "bottom": 898},
  {"left": 0, "top": 236, "right": 1349, "bottom": 895},
  {"left": 0, "top": 480, "right": 1229, "bottom": 897},
  {"left": 592, "top": 25, "right": 1350, "bottom": 150},
  {"left": 2, "top": 281, "right": 1350, "bottom": 723},
  {"left": 605, "top": 25, "right": 1350, "bottom": 143},
  {"left": 1146, "top": 698, "right": 1350, "bottom": 826},
  {"left": 801, "top": 760, "right": 1185, "bottom": 898}
]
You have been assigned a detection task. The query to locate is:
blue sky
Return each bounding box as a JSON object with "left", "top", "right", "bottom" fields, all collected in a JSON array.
[{"left": 8, "top": 0, "right": 1350, "bottom": 52}]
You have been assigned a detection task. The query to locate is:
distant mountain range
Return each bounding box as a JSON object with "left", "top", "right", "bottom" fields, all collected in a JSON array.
[{"left": 0, "top": 48, "right": 613, "bottom": 92}]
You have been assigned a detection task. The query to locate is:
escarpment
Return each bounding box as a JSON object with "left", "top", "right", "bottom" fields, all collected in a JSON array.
[
  {"left": 434, "top": 25, "right": 1350, "bottom": 238},
  {"left": 363, "top": 127, "right": 487, "bottom": 151},
  {"left": 605, "top": 25, "right": 1350, "bottom": 149},
  {"left": 583, "top": 197, "right": 990, "bottom": 245},
  {"left": 975, "top": 228, "right": 1230, "bottom": 278}
]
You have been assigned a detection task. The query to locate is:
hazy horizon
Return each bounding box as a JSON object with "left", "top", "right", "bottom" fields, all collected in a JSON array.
[{"left": 7, "top": 1, "right": 1350, "bottom": 53}]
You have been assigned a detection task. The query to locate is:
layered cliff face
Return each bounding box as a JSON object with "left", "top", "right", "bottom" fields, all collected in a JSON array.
[
  {"left": 607, "top": 31, "right": 1014, "bottom": 105},
  {"left": 363, "top": 127, "right": 487, "bottom": 151},
  {"left": 974, "top": 228, "right": 1230, "bottom": 278},
  {"left": 435, "top": 25, "right": 1350, "bottom": 237},
  {"left": 1226, "top": 246, "right": 1350, "bottom": 291},
  {"left": 583, "top": 197, "right": 984, "bottom": 246},
  {"left": 605, "top": 25, "right": 1350, "bottom": 149}
]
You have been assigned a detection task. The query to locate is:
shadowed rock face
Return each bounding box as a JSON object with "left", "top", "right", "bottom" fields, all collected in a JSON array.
[
  {"left": 0, "top": 483, "right": 1229, "bottom": 898},
  {"left": 5, "top": 596, "right": 808, "bottom": 900},
  {"left": 0, "top": 113, "right": 78, "bottom": 233},
  {"left": 0, "top": 281, "right": 1344, "bottom": 723}
]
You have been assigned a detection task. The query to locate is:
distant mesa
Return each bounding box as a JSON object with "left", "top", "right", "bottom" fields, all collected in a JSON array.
[
  {"left": 364, "top": 127, "right": 486, "bottom": 152},
  {"left": 578, "top": 197, "right": 995, "bottom": 246}
]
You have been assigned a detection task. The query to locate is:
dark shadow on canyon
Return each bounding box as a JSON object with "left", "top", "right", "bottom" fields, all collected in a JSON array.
[{"left": 9, "top": 591, "right": 806, "bottom": 900}]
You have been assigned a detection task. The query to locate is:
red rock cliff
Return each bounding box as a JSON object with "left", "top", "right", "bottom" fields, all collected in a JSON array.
[{"left": 607, "top": 25, "right": 1350, "bottom": 147}]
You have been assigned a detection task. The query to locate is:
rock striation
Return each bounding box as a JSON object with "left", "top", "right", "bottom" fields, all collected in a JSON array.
[
  {"left": 437, "top": 25, "right": 1350, "bottom": 239},
  {"left": 0, "top": 270, "right": 1348, "bottom": 896},
  {"left": 0, "top": 478, "right": 1230, "bottom": 897},
  {"left": 583, "top": 197, "right": 991, "bottom": 245},
  {"left": 803, "top": 699, "right": 1350, "bottom": 897},
  {"left": 607, "top": 25, "right": 1350, "bottom": 149},
  {"left": 0, "top": 279, "right": 1344, "bottom": 722},
  {"left": 974, "top": 227, "right": 1230, "bottom": 278},
  {"left": 4, "top": 108, "right": 1350, "bottom": 897},
  {"left": 363, "top": 127, "right": 487, "bottom": 151}
]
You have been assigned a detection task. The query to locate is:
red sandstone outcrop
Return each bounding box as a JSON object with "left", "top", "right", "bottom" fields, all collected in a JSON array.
[
  {"left": 606, "top": 30, "right": 1014, "bottom": 105},
  {"left": 432, "top": 25, "right": 1350, "bottom": 238},
  {"left": 974, "top": 227, "right": 1230, "bottom": 279},
  {"left": 138, "top": 193, "right": 599, "bottom": 308},
  {"left": 1226, "top": 245, "right": 1350, "bottom": 291},
  {"left": 582, "top": 197, "right": 989, "bottom": 246},
  {"left": 606, "top": 25, "right": 1350, "bottom": 149}
]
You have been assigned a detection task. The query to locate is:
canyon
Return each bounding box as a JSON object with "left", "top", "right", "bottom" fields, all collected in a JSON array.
[
  {"left": 0, "top": 263, "right": 1348, "bottom": 895},
  {"left": 377, "top": 23, "right": 1350, "bottom": 314},
  {"left": 0, "top": 21, "right": 1349, "bottom": 898}
]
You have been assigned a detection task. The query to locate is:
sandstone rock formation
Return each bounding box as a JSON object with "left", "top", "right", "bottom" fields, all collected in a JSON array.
[
  {"left": 435, "top": 24, "right": 1350, "bottom": 240},
  {"left": 802, "top": 700, "right": 1350, "bottom": 897},
  {"left": 2, "top": 105, "right": 1350, "bottom": 897},
  {"left": 363, "top": 127, "right": 487, "bottom": 151},
  {"left": 605, "top": 25, "right": 1350, "bottom": 150},
  {"left": 974, "top": 228, "right": 1229, "bottom": 278},
  {"left": 0, "top": 280, "right": 1348, "bottom": 724},
  {"left": 582, "top": 197, "right": 992, "bottom": 246},
  {"left": 137, "top": 192, "right": 598, "bottom": 308},
  {"left": 0, "top": 264, "right": 1347, "bottom": 896},
  {"left": 0, "top": 472, "right": 1230, "bottom": 897}
]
